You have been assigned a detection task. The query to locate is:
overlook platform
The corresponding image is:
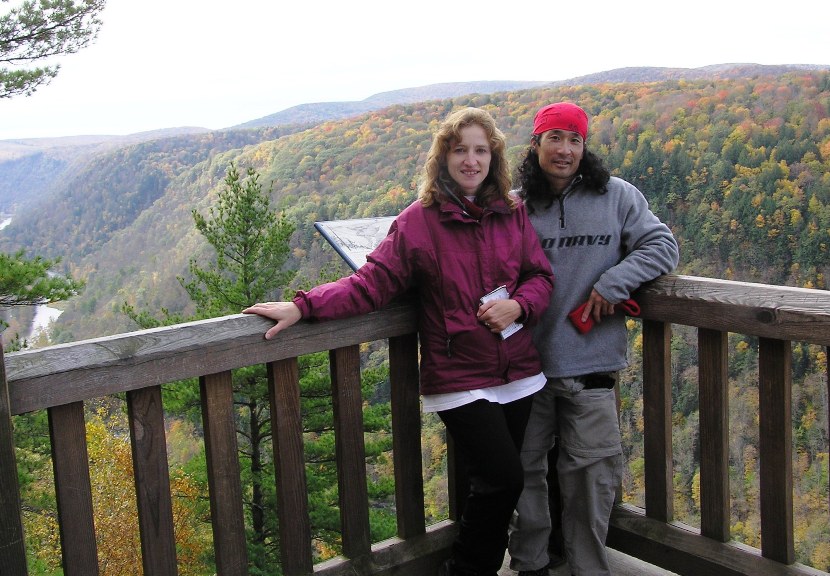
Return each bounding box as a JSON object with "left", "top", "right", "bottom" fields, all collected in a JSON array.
[
  {"left": 497, "top": 548, "right": 681, "bottom": 575},
  {"left": 1, "top": 274, "right": 828, "bottom": 576}
]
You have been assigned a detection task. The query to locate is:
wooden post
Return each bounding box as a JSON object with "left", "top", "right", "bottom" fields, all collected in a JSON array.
[
  {"left": 698, "top": 329, "right": 730, "bottom": 541},
  {"left": 201, "top": 371, "right": 248, "bottom": 575},
  {"left": 0, "top": 341, "right": 28, "bottom": 574},
  {"left": 389, "top": 333, "right": 426, "bottom": 538},
  {"left": 758, "top": 337, "right": 794, "bottom": 564},
  {"left": 268, "top": 358, "right": 313, "bottom": 575},
  {"left": 642, "top": 319, "right": 673, "bottom": 523},
  {"left": 127, "top": 386, "right": 178, "bottom": 575},
  {"left": 330, "top": 345, "right": 371, "bottom": 558},
  {"left": 49, "top": 401, "right": 99, "bottom": 574}
]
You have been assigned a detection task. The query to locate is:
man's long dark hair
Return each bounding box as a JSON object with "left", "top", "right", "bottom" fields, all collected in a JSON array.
[{"left": 517, "top": 140, "right": 611, "bottom": 213}]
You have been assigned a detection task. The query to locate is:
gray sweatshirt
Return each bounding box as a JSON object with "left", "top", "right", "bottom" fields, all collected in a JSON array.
[{"left": 527, "top": 176, "right": 679, "bottom": 378}]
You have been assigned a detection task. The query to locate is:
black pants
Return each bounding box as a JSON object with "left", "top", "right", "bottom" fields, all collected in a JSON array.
[{"left": 439, "top": 396, "right": 534, "bottom": 575}]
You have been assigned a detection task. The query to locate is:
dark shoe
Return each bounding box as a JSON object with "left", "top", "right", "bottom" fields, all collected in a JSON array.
[
  {"left": 519, "top": 557, "right": 565, "bottom": 576},
  {"left": 517, "top": 565, "right": 550, "bottom": 576},
  {"left": 440, "top": 558, "right": 497, "bottom": 576}
]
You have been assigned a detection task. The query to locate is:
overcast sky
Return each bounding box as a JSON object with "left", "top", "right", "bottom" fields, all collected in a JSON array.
[{"left": 1, "top": 0, "right": 827, "bottom": 140}]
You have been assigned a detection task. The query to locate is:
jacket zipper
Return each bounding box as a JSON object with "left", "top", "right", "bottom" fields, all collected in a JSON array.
[{"left": 557, "top": 175, "right": 582, "bottom": 229}]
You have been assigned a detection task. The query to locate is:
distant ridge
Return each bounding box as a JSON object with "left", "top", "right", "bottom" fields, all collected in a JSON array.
[
  {"left": 232, "top": 80, "right": 551, "bottom": 130},
  {"left": 3, "top": 63, "right": 827, "bottom": 211},
  {"left": 229, "top": 64, "right": 828, "bottom": 131},
  {"left": 0, "top": 127, "right": 214, "bottom": 208},
  {"left": 5, "top": 64, "right": 827, "bottom": 144},
  {"left": 549, "top": 63, "right": 829, "bottom": 85},
  {"left": 0, "top": 127, "right": 210, "bottom": 161}
]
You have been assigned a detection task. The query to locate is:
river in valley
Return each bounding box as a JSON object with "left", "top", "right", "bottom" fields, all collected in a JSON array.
[
  {"left": 1, "top": 214, "right": 63, "bottom": 344},
  {"left": 28, "top": 304, "right": 63, "bottom": 342}
]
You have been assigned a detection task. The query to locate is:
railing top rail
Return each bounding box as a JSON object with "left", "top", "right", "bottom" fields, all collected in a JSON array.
[
  {"left": 5, "top": 274, "right": 829, "bottom": 416},
  {"left": 5, "top": 300, "right": 418, "bottom": 415},
  {"left": 636, "top": 274, "right": 830, "bottom": 345}
]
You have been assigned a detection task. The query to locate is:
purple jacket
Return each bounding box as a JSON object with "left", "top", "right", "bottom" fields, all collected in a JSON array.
[{"left": 293, "top": 196, "right": 554, "bottom": 396}]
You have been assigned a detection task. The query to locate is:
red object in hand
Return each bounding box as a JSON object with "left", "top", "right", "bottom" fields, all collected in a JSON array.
[{"left": 568, "top": 298, "right": 641, "bottom": 334}]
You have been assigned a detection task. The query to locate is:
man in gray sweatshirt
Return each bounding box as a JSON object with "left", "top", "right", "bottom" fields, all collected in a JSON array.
[{"left": 507, "top": 102, "right": 680, "bottom": 576}]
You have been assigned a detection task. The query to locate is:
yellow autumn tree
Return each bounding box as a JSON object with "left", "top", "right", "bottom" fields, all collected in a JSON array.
[{"left": 86, "top": 409, "right": 211, "bottom": 576}]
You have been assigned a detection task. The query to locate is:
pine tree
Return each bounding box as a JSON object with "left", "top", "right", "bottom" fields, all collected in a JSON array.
[
  {"left": 0, "top": 249, "right": 82, "bottom": 308},
  {"left": 124, "top": 162, "right": 297, "bottom": 571},
  {"left": 182, "top": 163, "right": 297, "bottom": 317},
  {"left": 1, "top": 0, "right": 106, "bottom": 98},
  {"left": 0, "top": 249, "right": 83, "bottom": 349}
]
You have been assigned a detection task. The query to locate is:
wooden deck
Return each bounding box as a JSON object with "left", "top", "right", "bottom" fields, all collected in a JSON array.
[{"left": 497, "top": 549, "right": 681, "bottom": 575}]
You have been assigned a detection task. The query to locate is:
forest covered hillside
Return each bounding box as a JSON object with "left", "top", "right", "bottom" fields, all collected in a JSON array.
[
  {"left": 0, "top": 127, "right": 213, "bottom": 210},
  {"left": 3, "top": 65, "right": 822, "bottom": 218},
  {"left": 0, "top": 67, "right": 829, "bottom": 343},
  {"left": 0, "top": 79, "right": 551, "bottom": 210}
]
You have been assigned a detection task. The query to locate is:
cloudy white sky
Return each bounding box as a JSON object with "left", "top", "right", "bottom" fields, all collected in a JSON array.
[{"left": 1, "top": 0, "right": 827, "bottom": 140}]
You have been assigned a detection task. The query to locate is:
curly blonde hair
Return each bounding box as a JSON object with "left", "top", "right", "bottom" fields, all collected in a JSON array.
[{"left": 417, "top": 107, "right": 515, "bottom": 209}]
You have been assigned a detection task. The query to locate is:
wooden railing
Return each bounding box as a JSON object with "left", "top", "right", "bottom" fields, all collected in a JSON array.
[
  {"left": 608, "top": 275, "right": 830, "bottom": 576},
  {"left": 1, "top": 274, "right": 829, "bottom": 576}
]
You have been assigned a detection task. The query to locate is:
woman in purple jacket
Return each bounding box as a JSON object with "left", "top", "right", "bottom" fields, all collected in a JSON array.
[{"left": 244, "top": 107, "right": 554, "bottom": 576}]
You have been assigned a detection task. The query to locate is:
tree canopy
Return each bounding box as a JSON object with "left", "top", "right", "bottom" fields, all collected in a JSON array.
[
  {"left": 0, "top": 0, "right": 106, "bottom": 98},
  {"left": 0, "top": 248, "right": 82, "bottom": 308}
]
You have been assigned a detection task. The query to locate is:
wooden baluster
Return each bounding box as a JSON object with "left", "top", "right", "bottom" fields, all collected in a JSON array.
[
  {"left": 389, "top": 332, "right": 425, "bottom": 538},
  {"left": 49, "top": 401, "right": 99, "bottom": 574},
  {"left": 642, "top": 319, "right": 673, "bottom": 523},
  {"left": 698, "top": 328, "right": 730, "bottom": 541},
  {"left": 330, "top": 345, "right": 371, "bottom": 558},
  {"left": 758, "top": 337, "right": 794, "bottom": 564},
  {"left": 201, "top": 371, "right": 248, "bottom": 575},
  {"left": 0, "top": 342, "right": 27, "bottom": 575},
  {"left": 268, "top": 358, "right": 313, "bottom": 575},
  {"left": 127, "top": 386, "right": 178, "bottom": 575}
]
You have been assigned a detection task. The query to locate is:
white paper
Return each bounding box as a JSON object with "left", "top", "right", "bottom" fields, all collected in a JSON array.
[{"left": 479, "top": 285, "right": 523, "bottom": 339}]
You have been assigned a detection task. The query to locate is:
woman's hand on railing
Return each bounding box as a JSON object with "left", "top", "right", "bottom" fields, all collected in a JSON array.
[{"left": 242, "top": 302, "right": 302, "bottom": 340}]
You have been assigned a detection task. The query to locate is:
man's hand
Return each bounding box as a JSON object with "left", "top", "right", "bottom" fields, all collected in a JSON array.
[
  {"left": 242, "top": 301, "right": 302, "bottom": 340},
  {"left": 580, "top": 289, "right": 615, "bottom": 325}
]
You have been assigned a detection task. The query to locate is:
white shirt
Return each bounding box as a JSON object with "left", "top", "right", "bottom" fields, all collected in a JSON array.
[{"left": 421, "top": 372, "right": 546, "bottom": 413}]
